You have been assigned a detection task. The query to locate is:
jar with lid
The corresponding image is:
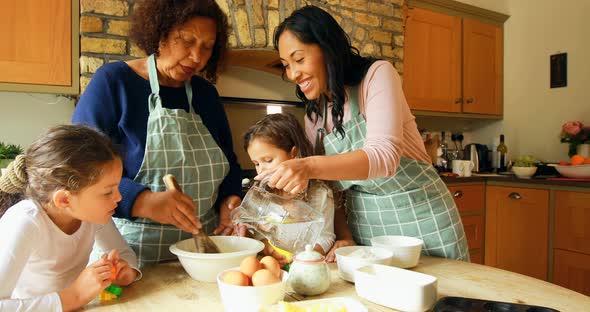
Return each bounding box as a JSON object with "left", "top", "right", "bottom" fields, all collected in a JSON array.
[{"left": 288, "top": 244, "right": 331, "bottom": 296}]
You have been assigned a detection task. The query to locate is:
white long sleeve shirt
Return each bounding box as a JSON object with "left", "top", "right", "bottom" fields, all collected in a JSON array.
[{"left": 0, "top": 200, "right": 140, "bottom": 312}]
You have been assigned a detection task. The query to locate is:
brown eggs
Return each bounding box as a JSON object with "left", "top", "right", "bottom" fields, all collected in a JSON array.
[
  {"left": 222, "top": 270, "right": 250, "bottom": 286},
  {"left": 259, "top": 256, "right": 282, "bottom": 279},
  {"left": 252, "top": 269, "right": 280, "bottom": 286},
  {"left": 239, "top": 256, "right": 263, "bottom": 279},
  {"left": 223, "top": 256, "right": 283, "bottom": 287}
]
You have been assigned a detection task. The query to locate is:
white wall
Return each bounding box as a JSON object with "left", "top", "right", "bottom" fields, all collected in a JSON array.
[
  {"left": 468, "top": 0, "right": 590, "bottom": 162},
  {"left": 0, "top": 92, "right": 74, "bottom": 148}
]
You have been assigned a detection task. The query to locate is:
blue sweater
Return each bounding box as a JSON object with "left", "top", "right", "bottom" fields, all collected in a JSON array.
[{"left": 72, "top": 62, "right": 242, "bottom": 219}]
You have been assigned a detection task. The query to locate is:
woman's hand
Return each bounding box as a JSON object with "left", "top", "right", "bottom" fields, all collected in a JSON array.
[
  {"left": 58, "top": 257, "right": 112, "bottom": 311},
  {"left": 214, "top": 195, "right": 241, "bottom": 235},
  {"left": 133, "top": 190, "right": 201, "bottom": 234},
  {"left": 255, "top": 158, "right": 312, "bottom": 194},
  {"left": 326, "top": 239, "right": 356, "bottom": 263}
]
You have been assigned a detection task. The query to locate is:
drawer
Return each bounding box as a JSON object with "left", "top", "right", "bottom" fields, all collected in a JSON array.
[
  {"left": 447, "top": 184, "right": 485, "bottom": 213},
  {"left": 461, "top": 215, "right": 484, "bottom": 250}
]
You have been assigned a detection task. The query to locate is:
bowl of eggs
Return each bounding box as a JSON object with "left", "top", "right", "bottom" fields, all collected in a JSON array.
[
  {"left": 217, "top": 256, "right": 288, "bottom": 312},
  {"left": 169, "top": 236, "right": 264, "bottom": 282}
]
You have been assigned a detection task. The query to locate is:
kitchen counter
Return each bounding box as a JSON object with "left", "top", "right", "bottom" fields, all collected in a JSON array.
[
  {"left": 441, "top": 174, "right": 590, "bottom": 189},
  {"left": 83, "top": 256, "right": 589, "bottom": 311}
]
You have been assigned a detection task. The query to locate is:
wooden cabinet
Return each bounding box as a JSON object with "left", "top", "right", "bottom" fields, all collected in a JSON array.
[
  {"left": 447, "top": 184, "right": 485, "bottom": 264},
  {"left": 403, "top": 7, "right": 503, "bottom": 115},
  {"left": 553, "top": 191, "right": 590, "bottom": 295},
  {"left": 0, "top": 0, "right": 78, "bottom": 93},
  {"left": 485, "top": 186, "right": 549, "bottom": 280}
]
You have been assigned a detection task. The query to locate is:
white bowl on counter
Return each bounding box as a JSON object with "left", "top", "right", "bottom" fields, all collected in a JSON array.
[
  {"left": 354, "top": 264, "right": 437, "bottom": 312},
  {"left": 553, "top": 164, "right": 590, "bottom": 178},
  {"left": 169, "top": 236, "right": 264, "bottom": 282},
  {"left": 370, "top": 235, "right": 423, "bottom": 268},
  {"left": 334, "top": 246, "right": 393, "bottom": 283},
  {"left": 511, "top": 166, "right": 537, "bottom": 179},
  {"left": 217, "top": 267, "right": 288, "bottom": 312}
]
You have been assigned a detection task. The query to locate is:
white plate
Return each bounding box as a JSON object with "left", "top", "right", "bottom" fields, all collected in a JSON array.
[
  {"left": 552, "top": 164, "right": 590, "bottom": 178},
  {"left": 261, "top": 297, "right": 368, "bottom": 312}
]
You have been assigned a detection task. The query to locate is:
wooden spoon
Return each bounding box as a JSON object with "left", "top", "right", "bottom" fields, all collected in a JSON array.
[{"left": 162, "top": 174, "right": 221, "bottom": 253}]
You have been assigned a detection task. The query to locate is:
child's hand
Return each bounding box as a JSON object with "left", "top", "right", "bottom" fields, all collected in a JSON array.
[
  {"left": 326, "top": 239, "right": 356, "bottom": 263},
  {"left": 112, "top": 259, "right": 138, "bottom": 286},
  {"left": 106, "top": 249, "right": 138, "bottom": 286},
  {"left": 59, "top": 257, "right": 112, "bottom": 311},
  {"left": 262, "top": 240, "right": 290, "bottom": 267}
]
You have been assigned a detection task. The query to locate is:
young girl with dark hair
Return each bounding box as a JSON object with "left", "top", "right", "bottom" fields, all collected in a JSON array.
[
  {"left": 0, "top": 125, "right": 140, "bottom": 311},
  {"left": 262, "top": 6, "right": 469, "bottom": 262},
  {"left": 243, "top": 113, "right": 336, "bottom": 265}
]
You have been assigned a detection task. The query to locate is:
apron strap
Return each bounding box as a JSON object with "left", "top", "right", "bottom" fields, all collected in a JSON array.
[
  {"left": 348, "top": 85, "right": 361, "bottom": 117},
  {"left": 146, "top": 54, "right": 194, "bottom": 114}
]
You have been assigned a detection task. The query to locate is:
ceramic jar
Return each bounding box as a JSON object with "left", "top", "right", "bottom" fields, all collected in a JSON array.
[{"left": 288, "top": 244, "right": 330, "bottom": 296}]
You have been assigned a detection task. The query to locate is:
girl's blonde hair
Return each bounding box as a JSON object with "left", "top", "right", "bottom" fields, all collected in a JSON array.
[{"left": 0, "top": 125, "right": 120, "bottom": 216}]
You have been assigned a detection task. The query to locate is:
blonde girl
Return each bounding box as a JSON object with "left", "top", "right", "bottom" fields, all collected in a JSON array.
[{"left": 0, "top": 125, "right": 140, "bottom": 312}]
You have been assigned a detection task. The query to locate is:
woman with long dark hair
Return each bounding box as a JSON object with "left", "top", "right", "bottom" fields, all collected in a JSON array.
[{"left": 259, "top": 6, "right": 469, "bottom": 262}]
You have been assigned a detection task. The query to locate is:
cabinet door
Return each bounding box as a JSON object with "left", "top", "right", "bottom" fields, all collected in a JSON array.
[
  {"left": 485, "top": 186, "right": 549, "bottom": 280},
  {"left": 461, "top": 215, "right": 483, "bottom": 250},
  {"left": 553, "top": 249, "right": 590, "bottom": 296},
  {"left": 554, "top": 191, "right": 590, "bottom": 254},
  {"left": 447, "top": 184, "right": 485, "bottom": 213},
  {"left": 462, "top": 18, "right": 503, "bottom": 115},
  {"left": 0, "top": 0, "right": 71, "bottom": 86},
  {"left": 403, "top": 7, "right": 461, "bottom": 112}
]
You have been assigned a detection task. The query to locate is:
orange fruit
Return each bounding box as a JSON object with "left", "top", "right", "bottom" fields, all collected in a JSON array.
[
  {"left": 583, "top": 158, "right": 590, "bottom": 165},
  {"left": 559, "top": 161, "right": 569, "bottom": 166},
  {"left": 570, "top": 154, "right": 585, "bottom": 165}
]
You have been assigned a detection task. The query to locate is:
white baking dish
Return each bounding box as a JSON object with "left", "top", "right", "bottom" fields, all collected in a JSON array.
[{"left": 354, "top": 264, "right": 437, "bottom": 312}]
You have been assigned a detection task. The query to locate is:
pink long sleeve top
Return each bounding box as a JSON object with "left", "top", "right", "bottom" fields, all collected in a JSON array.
[{"left": 305, "top": 60, "right": 431, "bottom": 179}]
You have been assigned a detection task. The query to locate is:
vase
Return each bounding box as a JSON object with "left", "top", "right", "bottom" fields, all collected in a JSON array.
[{"left": 577, "top": 144, "right": 590, "bottom": 158}]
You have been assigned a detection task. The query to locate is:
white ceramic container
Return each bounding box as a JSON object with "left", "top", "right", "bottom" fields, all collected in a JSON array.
[
  {"left": 370, "top": 235, "right": 423, "bottom": 268},
  {"left": 354, "top": 264, "right": 437, "bottom": 312},
  {"left": 334, "top": 246, "right": 393, "bottom": 282},
  {"left": 169, "top": 236, "right": 264, "bottom": 282}
]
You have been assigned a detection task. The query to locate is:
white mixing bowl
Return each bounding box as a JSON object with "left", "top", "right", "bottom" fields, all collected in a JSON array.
[{"left": 169, "top": 236, "right": 264, "bottom": 282}]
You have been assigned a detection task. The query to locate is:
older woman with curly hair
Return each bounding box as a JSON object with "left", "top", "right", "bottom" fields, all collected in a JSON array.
[{"left": 73, "top": 0, "right": 241, "bottom": 266}]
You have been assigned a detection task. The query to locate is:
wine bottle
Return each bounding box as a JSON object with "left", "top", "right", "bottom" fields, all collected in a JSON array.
[{"left": 497, "top": 134, "right": 507, "bottom": 172}]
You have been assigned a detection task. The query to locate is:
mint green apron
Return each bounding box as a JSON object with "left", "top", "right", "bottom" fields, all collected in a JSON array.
[
  {"left": 113, "top": 54, "right": 230, "bottom": 266},
  {"left": 320, "top": 86, "right": 469, "bottom": 261}
]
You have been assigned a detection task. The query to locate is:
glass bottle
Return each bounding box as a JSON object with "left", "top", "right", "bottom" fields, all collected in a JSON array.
[
  {"left": 440, "top": 131, "right": 449, "bottom": 171},
  {"left": 497, "top": 134, "right": 508, "bottom": 172}
]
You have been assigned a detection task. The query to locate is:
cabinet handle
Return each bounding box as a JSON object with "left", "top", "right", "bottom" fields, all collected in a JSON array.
[
  {"left": 508, "top": 192, "right": 522, "bottom": 200},
  {"left": 453, "top": 190, "right": 463, "bottom": 198},
  {"left": 466, "top": 98, "right": 474, "bottom": 104},
  {"left": 454, "top": 97, "right": 463, "bottom": 104}
]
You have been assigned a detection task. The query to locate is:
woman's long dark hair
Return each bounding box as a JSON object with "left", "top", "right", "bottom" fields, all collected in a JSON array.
[{"left": 273, "top": 5, "right": 377, "bottom": 136}]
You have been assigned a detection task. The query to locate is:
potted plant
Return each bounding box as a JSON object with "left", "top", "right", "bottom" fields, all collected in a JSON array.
[
  {"left": 0, "top": 141, "right": 24, "bottom": 170},
  {"left": 560, "top": 121, "right": 590, "bottom": 158},
  {"left": 511, "top": 155, "right": 539, "bottom": 179}
]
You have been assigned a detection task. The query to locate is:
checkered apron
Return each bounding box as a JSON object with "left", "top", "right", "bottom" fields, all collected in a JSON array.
[
  {"left": 113, "top": 54, "right": 229, "bottom": 266},
  {"left": 320, "top": 86, "right": 469, "bottom": 261}
]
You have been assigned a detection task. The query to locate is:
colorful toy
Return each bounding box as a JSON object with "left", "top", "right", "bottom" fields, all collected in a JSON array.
[{"left": 98, "top": 263, "right": 122, "bottom": 302}]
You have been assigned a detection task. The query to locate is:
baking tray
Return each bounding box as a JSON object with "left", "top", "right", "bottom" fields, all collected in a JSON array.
[{"left": 433, "top": 296, "right": 559, "bottom": 312}]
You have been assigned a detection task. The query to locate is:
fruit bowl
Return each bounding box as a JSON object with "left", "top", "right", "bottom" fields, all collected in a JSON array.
[
  {"left": 553, "top": 164, "right": 590, "bottom": 178},
  {"left": 511, "top": 166, "right": 537, "bottom": 179}
]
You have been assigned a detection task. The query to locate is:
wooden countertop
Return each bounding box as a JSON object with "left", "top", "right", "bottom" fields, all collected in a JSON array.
[{"left": 83, "top": 256, "right": 589, "bottom": 311}]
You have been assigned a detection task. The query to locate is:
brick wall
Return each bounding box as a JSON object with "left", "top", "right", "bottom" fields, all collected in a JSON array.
[{"left": 79, "top": 0, "right": 405, "bottom": 93}]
